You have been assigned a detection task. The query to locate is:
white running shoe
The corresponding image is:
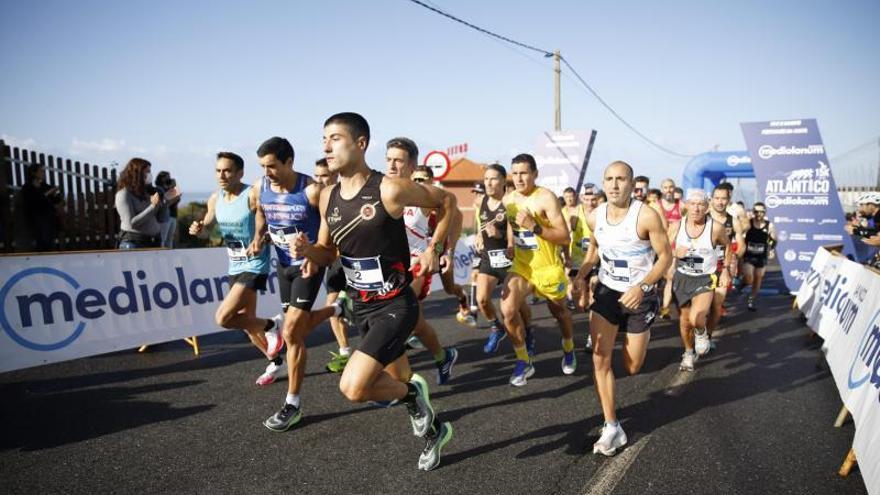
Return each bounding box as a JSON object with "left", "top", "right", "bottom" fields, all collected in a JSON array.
[
  {"left": 265, "top": 314, "right": 285, "bottom": 359},
  {"left": 255, "top": 360, "right": 287, "bottom": 387},
  {"left": 592, "top": 423, "right": 627, "bottom": 456},
  {"left": 680, "top": 351, "right": 696, "bottom": 372},
  {"left": 455, "top": 311, "right": 477, "bottom": 328},
  {"left": 694, "top": 329, "right": 710, "bottom": 356}
]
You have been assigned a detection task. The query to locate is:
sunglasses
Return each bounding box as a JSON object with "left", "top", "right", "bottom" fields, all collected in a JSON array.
[
  {"left": 413, "top": 177, "right": 429, "bottom": 183},
  {"left": 753, "top": 209, "right": 766, "bottom": 214}
]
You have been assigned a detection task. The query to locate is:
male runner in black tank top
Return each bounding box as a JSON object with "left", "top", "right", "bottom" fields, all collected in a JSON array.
[{"left": 293, "top": 113, "right": 455, "bottom": 471}]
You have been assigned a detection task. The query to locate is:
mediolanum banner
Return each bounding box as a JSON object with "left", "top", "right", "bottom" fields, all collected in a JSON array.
[
  {"left": 0, "top": 244, "right": 478, "bottom": 374},
  {"left": 741, "top": 119, "right": 856, "bottom": 292}
]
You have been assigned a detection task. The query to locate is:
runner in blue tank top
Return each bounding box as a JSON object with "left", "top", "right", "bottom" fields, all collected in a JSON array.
[
  {"left": 249, "top": 137, "right": 348, "bottom": 432},
  {"left": 188, "top": 152, "right": 286, "bottom": 386}
]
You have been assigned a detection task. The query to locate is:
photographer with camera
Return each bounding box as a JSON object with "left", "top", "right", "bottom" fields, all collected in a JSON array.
[
  {"left": 20, "top": 162, "right": 65, "bottom": 251},
  {"left": 155, "top": 171, "right": 181, "bottom": 248}
]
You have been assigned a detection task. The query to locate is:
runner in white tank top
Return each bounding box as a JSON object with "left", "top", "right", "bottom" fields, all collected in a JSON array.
[
  {"left": 671, "top": 189, "right": 730, "bottom": 371},
  {"left": 574, "top": 161, "right": 671, "bottom": 458},
  {"left": 594, "top": 201, "right": 655, "bottom": 292}
]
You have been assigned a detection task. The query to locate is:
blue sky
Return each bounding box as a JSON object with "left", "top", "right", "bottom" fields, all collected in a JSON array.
[{"left": 2, "top": 0, "right": 878, "bottom": 196}]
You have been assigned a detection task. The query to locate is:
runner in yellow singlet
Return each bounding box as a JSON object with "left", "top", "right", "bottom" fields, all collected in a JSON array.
[{"left": 500, "top": 154, "right": 576, "bottom": 386}]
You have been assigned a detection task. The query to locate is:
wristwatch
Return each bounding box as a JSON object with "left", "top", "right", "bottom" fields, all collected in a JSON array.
[
  {"left": 532, "top": 224, "right": 543, "bottom": 236},
  {"left": 639, "top": 283, "right": 654, "bottom": 293}
]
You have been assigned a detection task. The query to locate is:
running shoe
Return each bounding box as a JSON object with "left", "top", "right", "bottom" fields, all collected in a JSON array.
[
  {"left": 455, "top": 311, "right": 477, "bottom": 328},
  {"left": 694, "top": 329, "right": 710, "bottom": 356},
  {"left": 509, "top": 359, "right": 535, "bottom": 387},
  {"left": 255, "top": 360, "right": 287, "bottom": 386},
  {"left": 418, "top": 421, "right": 454, "bottom": 471},
  {"left": 334, "top": 291, "right": 355, "bottom": 325},
  {"left": 679, "top": 350, "right": 696, "bottom": 372},
  {"left": 584, "top": 334, "right": 593, "bottom": 352},
  {"left": 325, "top": 351, "right": 349, "bottom": 373},
  {"left": 436, "top": 347, "right": 459, "bottom": 385},
  {"left": 592, "top": 422, "right": 627, "bottom": 456},
  {"left": 265, "top": 314, "right": 285, "bottom": 359},
  {"left": 406, "top": 335, "right": 426, "bottom": 350},
  {"left": 747, "top": 296, "right": 756, "bottom": 312},
  {"left": 263, "top": 403, "right": 301, "bottom": 432},
  {"left": 406, "top": 373, "right": 435, "bottom": 437},
  {"left": 483, "top": 327, "right": 507, "bottom": 354},
  {"left": 566, "top": 299, "right": 576, "bottom": 311},
  {"left": 525, "top": 326, "right": 536, "bottom": 357},
  {"left": 561, "top": 350, "right": 577, "bottom": 375}
]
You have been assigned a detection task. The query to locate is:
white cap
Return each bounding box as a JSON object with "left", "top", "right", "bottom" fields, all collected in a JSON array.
[{"left": 858, "top": 192, "right": 880, "bottom": 205}]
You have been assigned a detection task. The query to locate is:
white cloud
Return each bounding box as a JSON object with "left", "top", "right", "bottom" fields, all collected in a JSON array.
[
  {"left": 70, "top": 137, "right": 127, "bottom": 155},
  {"left": 1, "top": 134, "right": 37, "bottom": 149}
]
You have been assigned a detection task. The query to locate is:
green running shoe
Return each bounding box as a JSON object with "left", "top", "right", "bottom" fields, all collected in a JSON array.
[{"left": 325, "top": 351, "right": 350, "bottom": 373}]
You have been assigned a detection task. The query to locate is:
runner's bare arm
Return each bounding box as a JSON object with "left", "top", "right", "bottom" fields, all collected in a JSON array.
[
  {"left": 733, "top": 214, "right": 746, "bottom": 257},
  {"left": 650, "top": 203, "right": 669, "bottom": 232},
  {"left": 305, "top": 180, "right": 323, "bottom": 208},
  {"left": 298, "top": 185, "right": 339, "bottom": 267},
  {"left": 639, "top": 206, "right": 672, "bottom": 287},
  {"left": 248, "top": 180, "right": 267, "bottom": 257},
  {"left": 576, "top": 210, "right": 600, "bottom": 279},
  {"left": 517, "top": 188, "right": 570, "bottom": 246},
  {"left": 189, "top": 192, "right": 217, "bottom": 236}
]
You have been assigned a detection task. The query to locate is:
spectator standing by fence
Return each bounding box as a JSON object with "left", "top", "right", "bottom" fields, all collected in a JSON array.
[
  {"left": 20, "top": 162, "right": 65, "bottom": 251},
  {"left": 115, "top": 158, "right": 164, "bottom": 249}
]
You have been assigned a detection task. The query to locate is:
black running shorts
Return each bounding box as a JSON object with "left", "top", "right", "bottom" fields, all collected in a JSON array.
[
  {"left": 590, "top": 281, "right": 658, "bottom": 334},
  {"left": 672, "top": 272, "right": 716, "bottom": 307},
  {"left": 229, "top": 271, "right": 268, "bottom": 291},
  {"left": 278, "top": 263, "right": 325, "bottom": 312},
  {"left": 743, "top": 254, "right": 767, "bottom": 269},
  {"left": 353, "top": 286, "right": 420, "bottom": 366},
  {"left": 478, "top": 250, "right": 509, "bottom": 282},
  {"left": 325, "top": 259, "right": 347, "bottom": 293}
]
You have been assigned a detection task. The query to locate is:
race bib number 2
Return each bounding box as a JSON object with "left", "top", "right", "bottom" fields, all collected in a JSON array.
[{"left": 341, "top": 255, "right": 385, "bottom": 291}]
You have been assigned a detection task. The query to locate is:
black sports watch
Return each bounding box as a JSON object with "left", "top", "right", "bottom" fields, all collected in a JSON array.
[{"left": 532, "top": 224, "right": 543, "bottom": 236}]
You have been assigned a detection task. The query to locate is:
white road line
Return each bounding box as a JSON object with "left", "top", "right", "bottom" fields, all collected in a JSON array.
[{"left": 581, "top": 432, "right": 653, "bottom": 495}]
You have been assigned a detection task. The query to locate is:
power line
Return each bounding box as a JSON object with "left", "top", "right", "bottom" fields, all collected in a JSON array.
[{"left": 404, "top": 0, "right": 696, "bottom": 158}]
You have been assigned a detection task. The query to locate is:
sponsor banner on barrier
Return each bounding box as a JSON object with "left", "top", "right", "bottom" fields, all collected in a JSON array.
[
  {"left": 0, "top": 242, "right": 479, "bottom": 374},
  {"left": 533, "top": 130, "right": 592, "bottom": 196},
  {"left": 797, "top": 252, "right": 880, "bottom": 494},
  {"left": 0, "top": 248, "right": 294, "bottom": 373},
  {"left": 741, "top": 119, "right": 855, "bottom": 292}
]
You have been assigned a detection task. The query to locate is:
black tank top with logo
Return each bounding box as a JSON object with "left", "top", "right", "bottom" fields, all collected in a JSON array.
[
  {"left": 744, "top": 219, "right": 770, "bottom": 257},
  {"left": 479, "top": 195, "right": 508, "bottom": 252},
  {"left": 326, "top": 170, "right": 411, "bottom": 302}
]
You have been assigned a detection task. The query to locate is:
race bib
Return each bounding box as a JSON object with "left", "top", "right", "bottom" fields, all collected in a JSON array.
[
  {"left": 579, "top": 237, "right": 590, "bottom": 252},
  {"left": 488, "top": 249, "right": 512, "bottom": 268},
  {"left": 679, "top": 251, "right": 706, "bottom": 275},
  {"left": 341, "top": 255, "right": 385, "bottom": 291},
  {"left": 226, "top": 240, "right": 248, "bottom": 262},
  {"left": 747, "top": 242, "right": 765, "bottom": 255},
  {"left": 514, "top": 230, "right": 538, "bottom": 250},
  {"left": 268, "top": 225, "right": 299, "bottom": 249},
  {"left": 601, "top": 252, "right": 631, "bottom": 283}
]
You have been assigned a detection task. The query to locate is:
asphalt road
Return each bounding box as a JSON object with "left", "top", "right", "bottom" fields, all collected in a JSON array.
[{"left": 0, "top": 269, "right": 868, "bottom": 494}]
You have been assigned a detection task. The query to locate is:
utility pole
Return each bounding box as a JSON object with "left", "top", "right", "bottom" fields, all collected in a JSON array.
[{"left": 553, "top": 50, "right": 561, "bottom": 132}]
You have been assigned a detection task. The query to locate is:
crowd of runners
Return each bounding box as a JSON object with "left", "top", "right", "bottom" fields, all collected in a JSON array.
[{"left": 186, "top": 112, "right": 777, "bottom": 471}]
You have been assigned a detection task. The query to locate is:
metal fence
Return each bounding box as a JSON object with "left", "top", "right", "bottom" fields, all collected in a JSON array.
[{"left": 1, "top": 139, "right": 119, "bottom": 253}]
